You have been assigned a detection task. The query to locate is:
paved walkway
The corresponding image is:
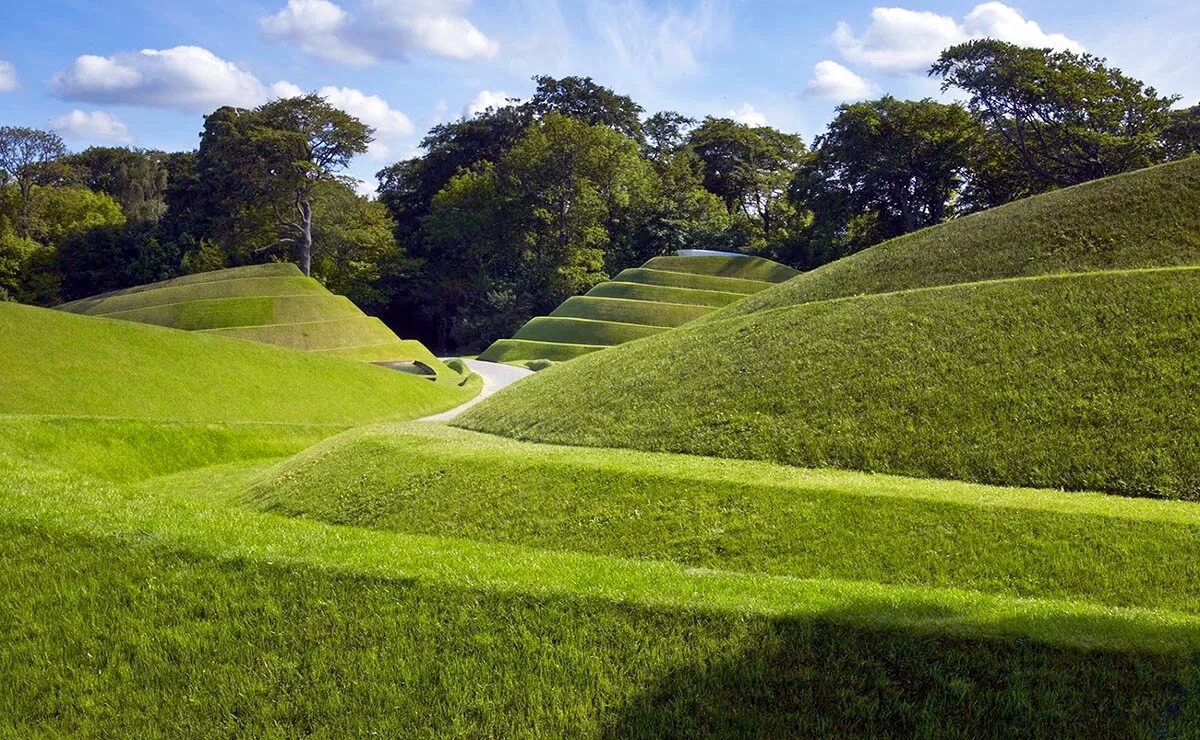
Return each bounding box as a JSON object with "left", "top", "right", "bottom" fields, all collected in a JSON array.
[{"left": 420, "top": 359, "right": 534, "bottom": 422}]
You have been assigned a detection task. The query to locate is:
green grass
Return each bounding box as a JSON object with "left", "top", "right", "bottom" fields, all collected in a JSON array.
[
  {"left": 720, "top": 156, "right": 1200, "bottom": 320},
  {"left": 459, "top": 267, "right": 1200, "bottom": 498},
  {"left": 512, "top": 316, "right": 668, "bottom": 346},
  {"left": 2, "top": 421, "right": 1200, "bottom": 736},
  {"left": 613, "top": 267, "right": 774, "bottom": 294},
  {"left": 550, "top": 296, "right": 713, "bottom": 327},
  {"left": 643, "top": 254, "right": 800, "bottom": 283},
  {"left": 478, "top": 339, "right": 606, "bottom": 363},
  {"left": 250, "top": 423, "right": 1200, "bottom": 613},
  {"left": 586, "top": 281, "right": 747, "bottom": 307},
  {"left": 56, "top": 263, "right": 451, "bottom": 376},
  {"left": 0, "top": 302, "right": 473, "bottom": 424},
  {"left": 97, "top": 293, "right": 362, "bottom": 330},
  {"left": 59, "top": 275, "right": 327, "bottom": 316}
]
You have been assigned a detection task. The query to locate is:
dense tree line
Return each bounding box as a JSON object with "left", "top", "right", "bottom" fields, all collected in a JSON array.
[{"left": 2, "top": 43, "right": 1197, "bottom": 352}]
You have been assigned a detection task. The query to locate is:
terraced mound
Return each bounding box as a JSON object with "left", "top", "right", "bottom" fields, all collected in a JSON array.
[
  {"left": 459, "top": 266, "right": 1200, "bottom": 498},
  {"left": 478, "top": 251, "right": 798, "bottom": 363},
  {"left": 58, "top": 263, "right": 443, "bottom": 370},
  {"left": 0, "top": 302, "right": 473, "bottom": 424},
  {"left": 717, "top": 156, "right": 1200, "bottom": 320}
]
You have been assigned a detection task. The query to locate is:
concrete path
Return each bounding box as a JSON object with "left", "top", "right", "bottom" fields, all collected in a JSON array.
[{"left": 420, "top": 359, "right": 534, "bottom": 422}]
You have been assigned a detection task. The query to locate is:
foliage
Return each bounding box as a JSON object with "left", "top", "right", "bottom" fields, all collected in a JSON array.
[
  {"left": 799, "top": 97, "right": 980, "bottom": 249},
  {"left": 56, "top": 220, "right": 180, "bottom": 301},
  {"left": 931, "top": 40, "right": 1179, "bottom": 194},
  {"left": 0, "top": 126, "right": 69, "bottom": 237},
  {"left": 526, "top": 74, "right": 645, "bottom": 141},
  {"left": 64, "top": 146, "right": 169, "bottom": 222}
]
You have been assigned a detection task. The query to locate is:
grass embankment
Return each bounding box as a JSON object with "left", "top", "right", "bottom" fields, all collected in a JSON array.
[
  {"left": 0, "top": 302, "right": 473, "bottom": 424},
  {"left": 513, "top": 316, "right": 668, "bottom": 346},
  {"left": 251, "top": 423, "right": 1200, "bottom": 612},
  {"left": 2, "top": 423, "right": 1200, "bottom": 736},
  {"left": 479, "top": 254, "right": 794, "bottom": 363},
  {"left": 58, "top": 263, "right": 447, "bottom": 368},
  {"left": 720, "top": 156, "right": 1200, "bottom": 319},
  {"left": 586, "top": 281, "right": 746, "bottom": 307},
  {"left": 460, "top": 267, "right": 1200, "bottom": 498}
]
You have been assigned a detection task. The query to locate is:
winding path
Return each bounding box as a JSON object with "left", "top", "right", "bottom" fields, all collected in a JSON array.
[{"left": 420, "top": 359, "right": 534, "bottom": 422}]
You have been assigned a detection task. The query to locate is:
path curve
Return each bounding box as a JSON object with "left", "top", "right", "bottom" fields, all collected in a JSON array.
[{"left": 420, "top": 359, "right": 534, "bottom": 422}]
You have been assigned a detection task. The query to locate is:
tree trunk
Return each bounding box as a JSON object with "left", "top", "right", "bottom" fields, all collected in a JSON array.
[{"left": 299, "top": 198, "right": 313, "bottom": 276}]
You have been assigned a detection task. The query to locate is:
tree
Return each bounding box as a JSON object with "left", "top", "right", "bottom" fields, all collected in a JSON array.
[
  {"left": 0, "top": 127, "right": 69, "bottom": 237},
  {"left": 249, "top": 95, "right": 373, "bottom": 276},
  {"left": 65, "top": 147, "right": 169, "bottom": 222},
  {"left": 689, "top": 118, "right": 807, "bottom": 252},
  {"left": 22, "top": 185, "right": 125, "bottom": 247},
  {"left": 803, "top": 97, "right": 980, "bottom": 236},
  {"left": 526, "top": 76, "right": 644, "bottom": 142},
  {"left": 56, "top": 220, "right": 180, "bottom": 301},
  {"left": 1163, "top": 104, "right": 1200, "bottom": 160},
  {"left": 931, "top": 40, "right": 1178, "bottom": 191}
]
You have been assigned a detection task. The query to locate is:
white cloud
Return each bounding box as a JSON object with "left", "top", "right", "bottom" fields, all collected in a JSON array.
[
  {"left": 52, "top": 110, "right": 134, "bottom": 144},
  {"left": 51, "top": 46, "right": 291, "bottom": 111},
  {"left": 316, "top": 86, "right": 414, "bottom": 161},
  {"left": 586, "top": 0, "right": 728, "bottom": 82},
  {"left": 804, "top": 60, "right": 877, "bottom": 101},
  {"left": 0, "top": 61, "right": 18, "bottom": 92},
  {"left": 833, "top": 3, "right": 1082, "bottom": 75},
  {"left": 260, "top": 0, "right": 499, "bottom": 65},
  {"left": 727, "top": 103, "right": 767, "bottom": 127},
  {"left": 466, "top": 89, "right": 513, "bottom": 116}
]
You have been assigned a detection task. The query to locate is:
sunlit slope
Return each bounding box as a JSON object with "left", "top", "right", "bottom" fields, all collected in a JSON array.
[
  {"left": 0, "top": 302, "right": 470, "bottom": 424},
  {"left": 717, "top": 157, "right": 1200, "bottom": 320},
  {"left": 58, "top": 263, "right": 443, "bottom": 367},
  {"left": 479, "top": 252, "right": 797, "bottom": 363},
  {"left": 459, "top": 267, "right": 1200, "bottom": 498}
]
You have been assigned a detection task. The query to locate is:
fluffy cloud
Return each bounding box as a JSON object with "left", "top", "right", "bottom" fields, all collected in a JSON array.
[
  {"left": 51, "top": 46, "right": 284, "bottom": 111},
  {"left": 52, "top": 110, "right": 134, "bottom": 143},
  {"left": 316, "top": 85, "right": 414, "bottom": 159},
  {"left": 726, "top": 103, "right": 767, "bottom": 127},
  {"left": 466, "top": 90, "right": 513, "bottom": 116},
  {"left": 803, "top": 60, "right": 877, "bottom": 101},
  {"left": 834, "top": 3, "right": 1082, "bottom": 75},
  {"left": 260, "top": 0, "right": 499, "bottom": 65},
  {"left": 0, "top": 61, "right": 18, "bottom": 92}
]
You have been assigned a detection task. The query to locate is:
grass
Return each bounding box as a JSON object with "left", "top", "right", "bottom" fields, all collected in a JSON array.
[
  {"left": 0, "top": 302, "right": 474, "bottom": 424},
  {"left": 550, "top": 296, "right": 713, "bottom": 327},
  {"left": 513, "top": 316, "right": 669, "bottom": 346},
  {"left": 586, "top": 281, "right": 747, "bottom": 307},
  {"left": 2, "top": 420, "right": 1200, "bottom": 735},
  {"left": 720, "top": 156, "right": 1200, "bottom": 320},
  {"left": 96, "top": 293, "right": 362, "bottom": 330},
  {"left": 459, "top": 266, "right": 1200, "bottom": 498},
  {"left": 479, "top": 253, "right": 796, "bottom": 363},
  {"left": 613, "top": 267, "right": 774, "bottom": 294},
  {"left": 643, "top": 254, "right": 799, "bottom": 283},
  {"left": 58, "top": 275, "right": 327, "bottom": 315},
  {"left": 57, "top": 263, "right": 451, "bottom": 374},
  {"left": 478, "top": 339, "right": 606, "bottom": 363},
  {"left": 250, "top": 423, "right": 1200, "bottom": 613}
]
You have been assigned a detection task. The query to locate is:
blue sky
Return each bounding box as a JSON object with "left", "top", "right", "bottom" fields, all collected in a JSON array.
[{"left": 1, "top": 0, "right": 1196, "bottom": 190}]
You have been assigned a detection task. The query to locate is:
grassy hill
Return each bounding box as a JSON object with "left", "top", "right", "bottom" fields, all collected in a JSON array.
[
  {"left": 3, "top": 421, "right": 1199, "bottom": 735},
  {"left": 718, "top": 156, "right": 1200, "bottom": 319},
  {"left": 0, "top": 302, "right": 474, "bottom": 424},
  {"left": 458, "top": 266, "right": 1200, "bottom": 498},
  {"left": 479, "top": 251, "right": 797, "bottom": 363},
  {"left": 58, "top": 263, "right": 444, "bottom": 369}
]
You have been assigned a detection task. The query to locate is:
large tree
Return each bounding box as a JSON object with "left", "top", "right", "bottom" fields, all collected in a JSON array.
[
  {"left": 65, "top": 146, "right": 169, "bottom": 223},
  {"left": 931, "top": 40, "right": 1178, "bottom": 191},
  {"left": 526, "top": 75, "right": 645, "bottom": 142},
  {"left": 803, "top": 96, "right": 980, "bottom": 236},
  {"left": 249, "top": 95, "right": 372, "bottom": 276},
  {"left": 0, "top": 127, "right": 69, "bottom": 237}
]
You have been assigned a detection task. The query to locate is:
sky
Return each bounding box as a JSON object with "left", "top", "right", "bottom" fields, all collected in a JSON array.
[{"left": 1, "top": 0, "right": 1197, "bottom": 192}]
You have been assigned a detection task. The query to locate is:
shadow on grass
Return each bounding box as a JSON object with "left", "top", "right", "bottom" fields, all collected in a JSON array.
[{"left": 603, "top": 617, "right": 1200, "bottom": 739}]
